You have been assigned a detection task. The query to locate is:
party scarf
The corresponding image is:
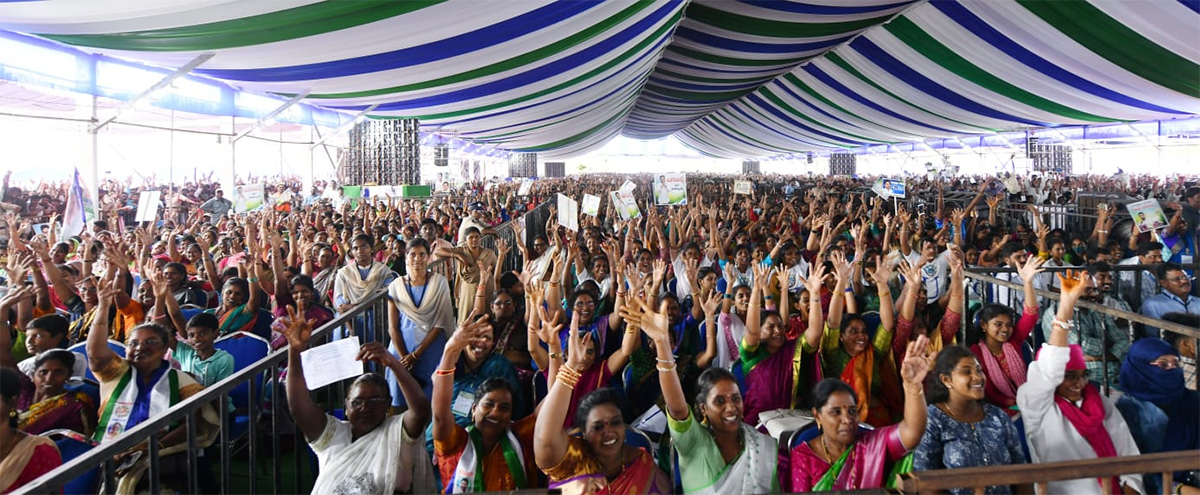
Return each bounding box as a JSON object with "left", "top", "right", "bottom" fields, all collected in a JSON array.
[
  {"left": 1055, "top": 384, "right": 1119, "bottom": 493},
  {"left": 975, "top": 342, "right": 1026, "bottom": 399},
  {"left": 450, "top": 426, "right": 526, "bottom": 493}
]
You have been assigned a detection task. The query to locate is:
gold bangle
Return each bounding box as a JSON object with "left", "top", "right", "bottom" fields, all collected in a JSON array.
[
  {"left": 434, "top": 368, "right": 455, "bottom": 376},
  {"left": 556, "top": 367, "right": 580, "bottom": 389}
]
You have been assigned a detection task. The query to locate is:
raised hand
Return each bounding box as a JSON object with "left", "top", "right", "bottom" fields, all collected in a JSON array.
[
  {"left": 699, "top": 289, "right": 722, "bottom": 317},
  {"left": 899, "top": 334, "right": 934, "bottom": 385},
  {"left": 830, "top": 250, "right": 853, "bottom": 282},
  {"left": 565, "top": 311, "right": 592, "bottom": 370},
  {"left": 803, "top": 262, "right": 828, "bottom": 294},
  {"left": 866, "top": 255, "right": 894, "bottom": 288},
  {"left": 281, "top": 302, "right": 315, "bottom": 348},
  {"left": 535, "top": 305, "right": 563, "bottom": 345},
  {"left": 652, "top": 259, "right": 668, "bottom": 288},
  {"left": 1057, "top": 269, "right": 1088, "bottom": 303},
  {"left": 1016, "top": 255, "right": 1046, "bottom": 282},
  {"left": 446, "top": 312, "right": 492, "bottom": 353},
  {"left": 619, "top": 294, "right": 669, "bottom": 344},
  {"left": 357, "top": 342, "right": 402, "bottom": 370}
]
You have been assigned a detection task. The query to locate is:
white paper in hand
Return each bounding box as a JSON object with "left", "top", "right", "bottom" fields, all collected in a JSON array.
[{"left": 299, "top": 338, "right": 364, "bottom": 390}]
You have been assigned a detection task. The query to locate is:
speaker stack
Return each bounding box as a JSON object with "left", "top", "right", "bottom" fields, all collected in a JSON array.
[
  {"left": 741, "top": 160, "right": 760, "bottom": 174},
  {"left": 829, "top": 153, "right": 857, "bottom": 176},
  {"left": 543, "top": 162, "right": 565, "bottom": 178},
  {"left": 509, "top": 153, "right": 538, "bottom": 178},
  {"left": 344, "top": 118, "right": 421, "bottom": 185}
]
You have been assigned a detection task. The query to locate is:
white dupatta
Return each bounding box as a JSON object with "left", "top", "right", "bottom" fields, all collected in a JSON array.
[
  {"left": 387, "top": 272, "right": 456, "bottom": 339},
  {"left": 715, "top": 312, "right": 747, "bottom": 370},
  {"left": 334, "top": 261, "right": 392, "bottom": 306}
]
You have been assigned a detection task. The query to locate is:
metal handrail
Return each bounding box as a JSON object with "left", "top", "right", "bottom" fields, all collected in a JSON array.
[
  {"left": 14, "top": 289, "right": 391, "bottom": 495},
  {"left": 963, "top": 271, "right": 1200, "bottom": 340},
  {"left": 900, "top": 450, "right": 1199, "bottom": 494}
]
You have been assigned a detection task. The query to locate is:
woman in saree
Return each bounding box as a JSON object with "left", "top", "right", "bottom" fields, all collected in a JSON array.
[
  {"left": 433, "top": 314, "right": 540, "bottom": 493},
  {"left": 89, "top": 269, "right": 221, "bottom": 494},
  {"left": 624, "top": 290, "right": 718, "bottom": 421},
  {"left": 622, "top": 294, "right": 778, "bottom": 494},
  {"left": 203, "top": 272, "right": 268, "bottom": 340},
  {"left": 714, "top": 281, "right": 752, "bottom": 370},
  {"left": 17, "top": 350, "right": 97, "bottom": 436},
  {"left": 1, "top": 368, "right": 62, "bottom": 494},
  {"left": 1018, "top": 270, "right": 1143, "bottom": 494},
  {"left": 820, "top": 252, "right": 903, "bottom": 427},
  {"left": 438, "top": 298, "right": 526, "bottom": 428},
  {"left": 533, "top": 306, "right": 669, "bottom": 495},
  {"left": 387, "top": 237, "right": 457, "bottom": 408},
  {"left": 789, "top": 337, "right": 932, "bottom": 492},
  {"left": 968, "top": 256, "right": 1043, "bottom": 414},
  {"left": 282, "top": 302, "right": 436, "bottom": 495},
  {"left": 738, "top": 264, "right": 826, "bottom": 428},
  {"left": 893, "top": 251, "right": 965, "bottom": 363}
]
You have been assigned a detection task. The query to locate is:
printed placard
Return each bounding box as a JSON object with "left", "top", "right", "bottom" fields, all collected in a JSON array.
[
  {"left": 652, "top": 173, "right": 687, "bottom": 206},
  {"left": 557, "top": 193, "right": 579, "bottom": 231},
  {"left": 134, "top": 190, "right": 161, "bottom": 223},
  {"left": 733, "top": 180, "right": 753, "bottom": 195},
  {"left": 1126, "top": 199, "right": 1168, "bottom": 233},
  {"left": 610, "top": 190, "right": 641, "bottom": 221},
  {"left": 581, "top": 194, "right": 601, "bottom": 217},
  {"left": 232, "top": 183, "right": 265, "bottom": 213}
]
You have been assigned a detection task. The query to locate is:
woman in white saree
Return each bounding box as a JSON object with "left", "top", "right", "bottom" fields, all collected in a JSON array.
[
  {"left": 282, "top": 302, "right": 436, "bottom": 495},
  {"left": 620, "top": 295, "right": 779, "bottom": 494}
]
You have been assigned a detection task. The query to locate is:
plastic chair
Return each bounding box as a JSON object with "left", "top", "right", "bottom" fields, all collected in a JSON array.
[
  {"left": 729, "top": 358, "right": 746, "bottom": 392},
  {"left": 790, "top": 422, "right": 874, "bottom": 449},
  {"left": 213, "top": 331, "right": 270, "bottom": 440},
  {"left": 41, "top": 429, "right": 99, "bottom": 495},
  {"left": 64, "top": 379, "right": 100, "bottom": 409},
  {"left": 68, "top": 340, "right": 126, "bottom": 382}
]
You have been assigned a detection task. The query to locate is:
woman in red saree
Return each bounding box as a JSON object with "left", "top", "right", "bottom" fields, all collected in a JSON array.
[
  {"left": 2, "top": 368, "right": 63, "bottom": 494},
  {"left": 17, "top": 350, "right": 96, "bottom": 436},
  {"left": 969, "top": 256, "right": 1043, "bottom": 414}
]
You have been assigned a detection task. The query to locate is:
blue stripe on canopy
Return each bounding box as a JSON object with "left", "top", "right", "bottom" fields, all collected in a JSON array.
[
  {"left": 847, "top": 37, "right": 1052, "bottom": 127},
  {"left": 673, "top": 26, "right": 850, "bottom": 55},
  {"left": 338, "top": 0, "right": 682, "bottom": 112},
  {"left": 931, "top": 1, "right": 1186, "bottom": 114},
  {"left": 739, "top": 0, "right": 914, "bottom": 16},
  {"left": 197, "top": 1, "right": 601, "bottom": 82}
]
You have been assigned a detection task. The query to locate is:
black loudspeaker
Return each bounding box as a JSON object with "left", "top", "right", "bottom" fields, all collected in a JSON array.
[
  {"left": 829, "top": 153, "right": 856, "bottom": 176},
  {"left": 344, "top": 118, "right": 420, "bottom": 185},
  {"left": 509, "top": 153, "right": 538, "bottom": 178},
  {"left": 543, "top": 162, "right": 565, "bottom": 178},
  {"left": 742, "top": 160, "right": 760, "bottom": 174},
  {"left": 434, "top": 143, "right": 449, "bottom": 167}
]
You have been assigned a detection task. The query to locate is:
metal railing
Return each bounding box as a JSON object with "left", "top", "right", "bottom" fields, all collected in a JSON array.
[
  {"left": 900, "top": 450, "right": 1199, "bottom": 495},
  {"left": 15, "top": 289, "right": 393, "bottom": 495},
  {"left": 479, "top": 199, "right": 553, "bottom": 273},
  {"left": 960, "top": 265, "right": 1200, "bottom": 391}
]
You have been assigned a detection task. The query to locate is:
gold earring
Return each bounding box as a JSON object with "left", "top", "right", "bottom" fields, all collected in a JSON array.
[{"left": 818, "top": 423, "right": 822, "bottom": 432}]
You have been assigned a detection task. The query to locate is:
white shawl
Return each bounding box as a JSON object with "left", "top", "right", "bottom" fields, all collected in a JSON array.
[
  {"left": 388, "top": 272, "right": 457, "bottom": 338},
  {"left": 334, "top": 261, "right": 392, "bottom": 306}
]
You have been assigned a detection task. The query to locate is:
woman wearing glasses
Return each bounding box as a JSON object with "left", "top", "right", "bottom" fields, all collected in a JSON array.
[
  {"left": 1115, "top": 337, "right": 1200, "bottom": 494},
  {"left": 87, "top": 266, "right": 221, "bottom": 493},
  {"left": 283, "top": 300, "right": 436, "bottom": 495}
]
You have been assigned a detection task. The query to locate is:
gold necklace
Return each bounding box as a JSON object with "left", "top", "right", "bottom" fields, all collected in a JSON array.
[{"left": 942, "top": 402, "right": 978, "bottom": 430}]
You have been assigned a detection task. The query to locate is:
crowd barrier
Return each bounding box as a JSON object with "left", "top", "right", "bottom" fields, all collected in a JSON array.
[
  {"left": 900, "top": 450, "right": 1199, "bottom": 495},
  {"left": 14, "top": 289, "right": 393, "bottom": 495},
  {"left": 962, "top": 264, "right": 1200, "bottom": 391}
]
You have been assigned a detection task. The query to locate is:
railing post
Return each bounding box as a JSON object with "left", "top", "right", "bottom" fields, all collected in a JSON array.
[
  {"left": 103, "top": 459, "right": 117, "bottom": 495},
  {"left": 186, "top": 411, "right": 198, "bottom": 495},
  {"left": 147, "top": 431, "right": 160, "bottom": 495},
  {"left": 220, "top": 396, "right": 230, "bottom": 495},
  {"left": 272, "top": 360, "right": 282, "bottom": 495},
  {"left": 248, "top": 373, "right": 258, "bottom": 494}
]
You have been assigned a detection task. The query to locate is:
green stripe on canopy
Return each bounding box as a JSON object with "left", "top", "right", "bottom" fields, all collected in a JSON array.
[
  {"left": 1018, "top": 0, "right": 1200, "bottom": 97},
  {"left": 884, "top": 16, "right": 1117, "bottom": 122},
  {"left": 685, "top": 3, "right": 894, "bottom": 39},
  {"left": 41, "top": 1, "right": 445, "bottom": 52}
]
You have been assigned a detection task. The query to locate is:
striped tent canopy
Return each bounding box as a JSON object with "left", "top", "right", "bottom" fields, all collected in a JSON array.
[{"left": 1, "top": 0, "right": 1197, "bottom": 158}]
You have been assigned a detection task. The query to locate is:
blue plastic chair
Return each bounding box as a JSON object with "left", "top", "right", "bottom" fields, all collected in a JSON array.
[
  {"left": 790, "top": 422, "right": 875, "bottom": 449},
  {"left": 41, "top": 429, "right": 99, "bottom": 495},
  {"left": 213, "top": 331, "right": 270, "bottom": 440},
  {"left": 68, "top": 340, "right": 126, "bottom": 382},
  {"left": 64, "top": 379, "right": 100, "bottom": 410},
  {"left": 729, "top": 358, "right": 746, "bottom": 392}
]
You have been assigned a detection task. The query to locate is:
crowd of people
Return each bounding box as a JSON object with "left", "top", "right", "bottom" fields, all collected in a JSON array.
[{"left": 0, "top": 169, "right": 1197, "bottom": 494}]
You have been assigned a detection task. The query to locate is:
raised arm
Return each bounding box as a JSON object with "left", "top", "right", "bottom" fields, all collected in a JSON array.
[
  {"left": 867, "top": 257, "right": 896, "bottom": 335},
  {"left": 743, "top": 264, "right": 771, "bottom": 349},
  {"left": 534, "top": 312, "right": 587, "bottom": 470},
  {"left": 87, "top": 269, "right": 121, "bottom": 374},
  {"left": 432, "top": 314, "right": 491, "bottom": 441},
  {"left": 28, "top": 238, "right": 78, "bottom": 307},
  {"left": 0, "top": 288, "right": 34, "bottom": 368},
  {"left": 282, "top": 303, "right": 328, "bottom": 442},
  {"left": 897, "top": 335, "right": 932, "bottom": 449},
  {"left": 826, "top": 251, "right": 853, "bottom": 331},
  {"left": 696, "top": 291, "right": 720, "bottom": 368}
]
